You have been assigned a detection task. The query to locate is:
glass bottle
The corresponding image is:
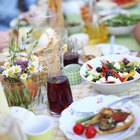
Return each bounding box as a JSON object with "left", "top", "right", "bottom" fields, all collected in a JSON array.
[{"left": 84, "top": 0, "right": 109, "bottom": 45}]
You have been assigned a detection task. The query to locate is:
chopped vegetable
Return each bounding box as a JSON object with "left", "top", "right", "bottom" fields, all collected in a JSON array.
[
  {"left": 87, "top": 64, "right": 93, "bottom": 70},
  {"left": 76, "top": 115, "right": 95, "bottom": 123},
  {"left": 73, "top": 123, "right": 85, "bottom": 135},
  {"left": 85, "top": 126, "right": 97, "bottom": 138},
  {"left": 102, "top": 14, "right": 140, "bottom": 27}
]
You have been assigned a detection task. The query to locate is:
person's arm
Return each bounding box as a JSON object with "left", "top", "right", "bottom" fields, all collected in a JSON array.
[
  {"left": 134, "top": 22, "right": 140, "bottom": 45},
  {"left": 0, "top": 31, "right": 11, "bottom": 50}
]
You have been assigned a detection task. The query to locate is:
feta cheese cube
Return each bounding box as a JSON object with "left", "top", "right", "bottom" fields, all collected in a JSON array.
[
  {"left": 107, "top": 76, "right": 115, "bottom": 82},
  {"left": 122, "top": 72, "right": 128, "bottom": 77},
  {"left": 115, "top": 78, "right": 122, "bottom": 83},
  {"left": 133, "top": 71, "right": 140, "bottom": 79},
  {"left": 99, "top": 77, "right": 106, "bottom": 83},
  {"left": 86, "top": 74, "right": 94, "bottom": 81},
  {"left": 114, "top": 62, "right": 120, "bottom": 69}
]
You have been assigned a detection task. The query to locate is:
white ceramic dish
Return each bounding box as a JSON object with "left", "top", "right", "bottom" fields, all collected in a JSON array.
[
  {"left": 101, "top": 15, "right": 136, "bottom": 36},
  {"left": 10, "top": 106, "right": 35, "bottom": 123},
  {"left": 106, "top": 25, "right": 136, "bottom": 36},
  {"left": 80, "top": 54, "right": 140, "bottom": 94},
  {"left": 96, "top": 43, "right": 130, "bottom": 55},
  {"left": 59, "top": 95, "right": 140, "bottom": 140}
]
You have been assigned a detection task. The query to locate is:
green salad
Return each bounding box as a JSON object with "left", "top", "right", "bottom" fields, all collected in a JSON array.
[{"left": 102, "top": 14, "right": 140, "bottom": 27}]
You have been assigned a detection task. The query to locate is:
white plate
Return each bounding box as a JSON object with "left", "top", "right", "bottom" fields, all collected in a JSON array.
[
  {"left": 10, "top": 106, "right": 35, "bottom": 123},
  {"left": 96, "top": 43, "right": 130, "bottom": 55},
  {"left": 59, "top": 95, "right": 140, "bottom": 140}
]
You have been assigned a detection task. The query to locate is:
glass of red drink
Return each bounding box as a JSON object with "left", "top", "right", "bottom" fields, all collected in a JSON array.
[
  {"left": 64, "top": 39, "right": 79, "bottom": 66},
  {"left": 47, "top": 75, "right": 73, "bottom": 116}
]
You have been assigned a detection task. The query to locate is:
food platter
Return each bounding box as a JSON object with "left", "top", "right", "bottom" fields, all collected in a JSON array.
[
  {"left": 121, "top": 0, "right": 139, "bottom": 8},
  {"left": 113, "top": 0, "right": 139, "bottom": 8},
  {"left": 59, "top": 95, "right": 140, "bottom": 140}
]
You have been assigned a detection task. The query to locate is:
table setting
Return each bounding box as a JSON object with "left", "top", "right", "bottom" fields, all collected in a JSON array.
[{"left": 1, "top": 0, "right": 140, "bottom": 140}]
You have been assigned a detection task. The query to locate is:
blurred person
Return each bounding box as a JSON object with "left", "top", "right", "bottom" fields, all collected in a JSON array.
[
  {"left": 0, "top": 31, "right": 11, "bottom": 50},
  {"left": 0, "top": 0, "right": 37, "bottom": 31},
  {"left": 0, "top": 0, "right": 37, "bottom": 50},
  {"left": 134, "top": 21, "right": 140, "bottom": 45}
]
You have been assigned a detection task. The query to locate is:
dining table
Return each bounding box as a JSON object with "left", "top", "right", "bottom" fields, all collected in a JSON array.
[
  {"left": 26, "top": 4, "right": 140, "bottom": 140},
  {"left": 3, "top": 1, "right": 139, "bottom": 139}
]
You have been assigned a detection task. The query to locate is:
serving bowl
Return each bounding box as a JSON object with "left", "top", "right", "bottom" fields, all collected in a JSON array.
[
  {"left": 101, "top": 14, "right": 140, "bottom": 35},
  {"left": 106, "top": 25, "right": 136, "bottom": 36},
  {"left": 80, "top": 54, "right": 140, "bottom": 94}
]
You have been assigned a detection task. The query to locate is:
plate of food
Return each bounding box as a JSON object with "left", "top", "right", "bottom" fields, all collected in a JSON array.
[{"left": 59, "top": 95, "right": 140, "bottom": 140}]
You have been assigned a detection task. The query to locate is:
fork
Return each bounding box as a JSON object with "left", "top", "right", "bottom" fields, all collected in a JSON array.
[{"left": 71, "top": 94, "right": 139, "bottom": 117}]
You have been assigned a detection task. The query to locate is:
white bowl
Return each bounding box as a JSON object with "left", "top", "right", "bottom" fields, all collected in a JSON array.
[
  {"left": 101, "top": 15, "right": 136, "bottom": 35},
  {"left": 80, "top": 54, "right": 140, "bottom": 94},
  {"left": 106, "top": 25, "right": 136, "bottom": 36}
]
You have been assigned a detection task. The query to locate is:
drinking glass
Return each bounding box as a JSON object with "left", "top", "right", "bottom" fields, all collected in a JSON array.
[
  {"left": 47, "top": 75, "right": 73, "bottom": 116},
  {"left": 28, "top": 11, "right": 62, "bottom": 40},
  {"left": 64, "top": 39, "right": 79, "bottom": 66}
]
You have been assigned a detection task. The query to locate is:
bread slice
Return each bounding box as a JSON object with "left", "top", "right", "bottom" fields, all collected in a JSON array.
[
  {"left": 97, "top": 114, "right": 135, "bottom": 134},
  {"left": 83, "top": 45, "right": 102, "bottom": 57}
]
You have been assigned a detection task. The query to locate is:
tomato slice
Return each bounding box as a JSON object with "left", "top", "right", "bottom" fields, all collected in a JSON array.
[
  {"left": 112, "top": 112, "right": 129, "bottom": 122},
  {"left": 87, "top": 64, "right": 93, "bottom": 70},
  {"left": 73, "top": 123, "right": 85, "bottom": 135},
  {"left": 85, "top": 126, "right": 97, "bottom": 138}
]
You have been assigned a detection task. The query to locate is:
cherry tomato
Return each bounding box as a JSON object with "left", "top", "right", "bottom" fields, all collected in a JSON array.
[
  {"left": 112, "top": 112, "right": 129, "bottom": 122},
  {"left": 85, "top": 126, "right": 97, "bottom": 138},
  {"left": 73, "top": 123, "right": 85, "bottom": 135}
]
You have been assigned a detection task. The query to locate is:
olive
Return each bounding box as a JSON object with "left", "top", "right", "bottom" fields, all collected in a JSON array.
[
  {"left": 99, "top": 119, "right": 116, "bottom": 131},
  {"left": 127, "top": 76, "right": 134, "bottom": 81},
  {"left": 136, "top": 68, "right": 140, "bottom": 74},
  {"left": 125, "top": 66, "right": 131, "bottom": 72},
  {"left": 123, "top": 60, "right": 130, "bottom": 65},
  {"left": 106, "top": 71, "right": 112, "bottom": 77},
  {"left": 96, "top": 67, "right": 102, "bottom": 73}
]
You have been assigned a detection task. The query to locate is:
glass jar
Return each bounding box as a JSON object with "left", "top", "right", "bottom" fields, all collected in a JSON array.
[{"left": 83, "top": 0, "right": 109, "bottom": 45}]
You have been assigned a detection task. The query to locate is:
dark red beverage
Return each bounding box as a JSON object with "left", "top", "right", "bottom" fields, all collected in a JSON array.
[
  {"left": 47, "top": 75, "right": 73, "bottom": 116},
  {"left": 64, "top": 53, "right": 78, "bottom": 66}
]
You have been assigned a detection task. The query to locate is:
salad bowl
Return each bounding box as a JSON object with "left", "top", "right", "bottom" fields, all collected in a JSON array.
[
  {"left": 101, "top": 14, "right": 140, "bottom": 35},
  {"left": 80, "top": 54, "right": 140, "bottom": 94}
]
